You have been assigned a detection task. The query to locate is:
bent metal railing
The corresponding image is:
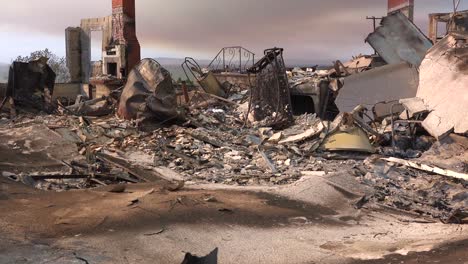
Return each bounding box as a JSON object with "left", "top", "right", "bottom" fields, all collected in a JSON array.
[{"left": 207, "top": 46, "right": 255, "bottom": 74}]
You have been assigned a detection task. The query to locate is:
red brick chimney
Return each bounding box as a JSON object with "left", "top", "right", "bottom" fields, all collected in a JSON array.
[
  {"left": 112, "top": 0, "right": 141, "bottom": 75},
  {"left": 388, "top": 0, "right": 414, "bottom": 21}
]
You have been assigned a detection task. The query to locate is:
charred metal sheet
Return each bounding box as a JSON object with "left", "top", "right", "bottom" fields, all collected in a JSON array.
[
  {"left": 366, "top": 12, "right": 432, "bottom": 66},
  {"left": 418, "top": 31, "right": 468, "bottom": 139},
  {"left": 6, "top": 57, "right": 56, "bottom": 109},
  {"left": 117, "top": 59, "right": 178, "bottom": 121},
  {"left": 247, "top": 48, "right": 293, "bottom": 129},
  {"left": 336, "top": 62, "right": 419, "bottom": 114}
]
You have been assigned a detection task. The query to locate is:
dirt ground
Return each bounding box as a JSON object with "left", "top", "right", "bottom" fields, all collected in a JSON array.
[
  {"left": 1, "top": 173, "right": 467, "bottom": 264},
  {"left": 0, "top": 114, "right": 466, "bottom": 264}
]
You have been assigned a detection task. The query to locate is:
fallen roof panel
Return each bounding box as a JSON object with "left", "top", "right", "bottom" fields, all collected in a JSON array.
[{"left": 366, "top": 12, "right": 433, "bottom": 66}]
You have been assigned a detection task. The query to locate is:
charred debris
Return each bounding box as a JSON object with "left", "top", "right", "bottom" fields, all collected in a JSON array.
[{"left": 0, "top": 10, "right": 467, "bottom": 225}]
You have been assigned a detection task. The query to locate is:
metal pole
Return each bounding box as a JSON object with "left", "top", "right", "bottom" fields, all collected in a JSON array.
[
  {"left": 366, "top": 16, "right": 383, "bottom": 54},
  {"left": 239, "top": 47, "right": 242, "bottom": 73},
  {"left": 366, "top": 16, "right": 383, "bottom": 31},
  {"left": 181, "top": 81, "right": 190, "bottom": 104},
  {"left": 222, "top": 49, "right": 225, "bottom": 72}
]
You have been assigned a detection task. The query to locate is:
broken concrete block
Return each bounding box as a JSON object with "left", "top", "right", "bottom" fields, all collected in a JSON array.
[{"left": 422, "top": 112, "right": 454, "bottom": 141}]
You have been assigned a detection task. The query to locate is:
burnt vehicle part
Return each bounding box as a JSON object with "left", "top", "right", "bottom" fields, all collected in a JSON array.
[{"left": 247, "top": 48, "right": 293, "bottom": 129}]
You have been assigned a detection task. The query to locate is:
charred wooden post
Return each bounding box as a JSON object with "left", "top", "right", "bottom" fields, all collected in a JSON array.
[{"left": 181, "top": 81, "right": 190, "bottom": 104}]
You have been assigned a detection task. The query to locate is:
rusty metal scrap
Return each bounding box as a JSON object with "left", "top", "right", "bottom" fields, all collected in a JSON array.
[
  {"left": 182, "top": 57, "right": 226, "bottom": 98},
  {"left": 247, "top": 48, "right": 293, "bottom": 129}
]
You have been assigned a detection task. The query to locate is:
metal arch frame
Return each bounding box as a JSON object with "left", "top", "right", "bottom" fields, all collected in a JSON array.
[{"left": 207, "top": 46, "right": 255, "bottom": 74}]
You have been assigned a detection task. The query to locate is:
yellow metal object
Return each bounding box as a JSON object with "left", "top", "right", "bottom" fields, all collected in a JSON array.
[
  {"left": 322, "top": 126, "right": 375, "bottom": 153},
  {"left": 198, "top": 72, "right": 226, "bottom": 98}
]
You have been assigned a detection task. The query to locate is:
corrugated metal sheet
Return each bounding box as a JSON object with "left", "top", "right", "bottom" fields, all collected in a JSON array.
[{"left": 366, "top": 12, "right": 433, "bottom": 66}]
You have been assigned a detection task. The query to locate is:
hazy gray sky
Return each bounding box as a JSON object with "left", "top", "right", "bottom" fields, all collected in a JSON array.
[{"left": 0, "top": 0, "right": 464, "bottom": 64}]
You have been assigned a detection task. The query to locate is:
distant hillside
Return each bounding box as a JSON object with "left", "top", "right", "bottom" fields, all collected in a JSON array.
[
  {"left": 0, "top": 63, "right": 9, "bottom": 83},
  {"left": 0, "top": 57, "right": 331, "bottom": 84},
  {"left": 154, "top": 57, "right": 332, "bottom": 81},
  {"left": 155, "top": 57, "right": 211, "bottom": 81},
  {"left": 155, "top": 57, "right": 211, "bottom": 66}
]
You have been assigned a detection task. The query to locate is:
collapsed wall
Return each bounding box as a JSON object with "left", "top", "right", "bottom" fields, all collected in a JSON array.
[
  {"left": 417, "top": 32, "right": 468, "bottom": 139},
  {"left": 66, "top": 0, "right": 141, "bottom": 83}
]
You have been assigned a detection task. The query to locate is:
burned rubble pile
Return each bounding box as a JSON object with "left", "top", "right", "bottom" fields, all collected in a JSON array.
[
  {"left": 355, "top": 139, "right": 468, "bottom": 224},
  {"left": 0, "top": 26, "right": 467, "bottom": 224}
]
